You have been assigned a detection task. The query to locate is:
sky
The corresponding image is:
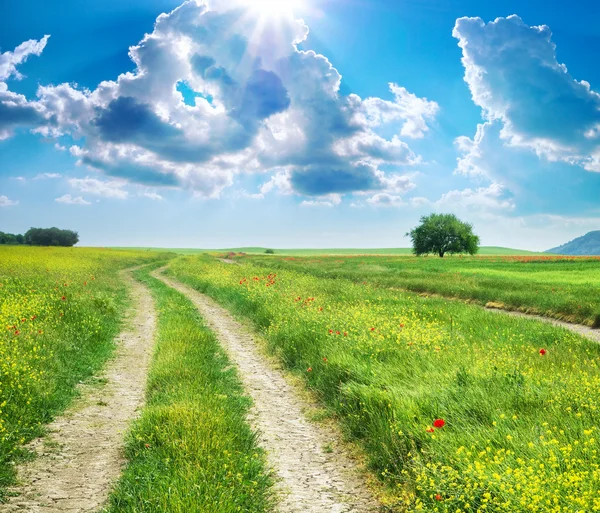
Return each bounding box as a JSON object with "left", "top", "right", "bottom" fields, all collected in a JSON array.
[{"left": 1, "top": 0, "right": 599, "bottom": 250}]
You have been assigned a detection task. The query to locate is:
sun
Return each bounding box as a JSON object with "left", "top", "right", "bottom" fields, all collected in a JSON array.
[{"left": 244, "top": 0, "right": 306, "bottom": 19}]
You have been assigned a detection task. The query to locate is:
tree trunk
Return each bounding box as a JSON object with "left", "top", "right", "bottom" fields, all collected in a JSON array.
[{"left": 439, "top": 251, "right": 445, "bottom": 258}]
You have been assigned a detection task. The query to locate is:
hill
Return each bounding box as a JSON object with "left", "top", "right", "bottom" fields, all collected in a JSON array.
[
  {"left": 111, "top": 246, "right": 544, "bottom": 256},
  {"left": 547, "top": 231, "right": 600, "bottom": 256}
]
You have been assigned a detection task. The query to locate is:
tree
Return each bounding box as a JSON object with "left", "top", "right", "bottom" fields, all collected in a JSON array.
[
  {"left": 407, "top": 214, "right": 479, "bottom": 258},
  {"left": 24, "top": 227, "right": 79, "bottom": 247}
]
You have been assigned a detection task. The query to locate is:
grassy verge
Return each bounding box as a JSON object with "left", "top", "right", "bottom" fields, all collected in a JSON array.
[
  {"left": 0, "top": 247, "right": 170, "bottom": 499},
  {"left": 243, "top": 254, "right": 600, "bottom": 326},
  {"left": 105, "top": 264, "right": 273, "bottom": 513},
  {"left": 168, "top": 255, "right": 600, "bottom": 513}
]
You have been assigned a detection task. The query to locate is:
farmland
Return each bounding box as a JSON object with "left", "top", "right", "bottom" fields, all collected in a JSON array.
[{"left": 0, "top": 246, "right": 169, "bottom": 493}]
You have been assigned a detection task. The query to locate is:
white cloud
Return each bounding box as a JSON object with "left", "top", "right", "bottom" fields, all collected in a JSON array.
[
  {"left": 453, "top": 15, "right": 600, "bottom": 172},
  {"left": 435, "top": 182, "right": 515, "bottom": 212},
  {"left": 0, "top": 195, "right": 18, "bottom": 207},
  {"left": 0, "top": 36, "right": 51, "bottom": 140},
  {"left": 11, "top": 176, "right": 26, "bottom": 182},
  {"left": 366, "top": 193, "right": 405, "bottom": 207},
  {"left": 69, "top": 177, "right": 129, "bottom": 199},
  {"left": 55, "top": 194, "right": 91, "bottom": 205},
  {"left": 141, "top": 191, "right": 163, "bottom": 200},
  {"left": 1, "top": 2, "right": 438, "bottom": 200},
  {"left": 34, "top": 172, "right": 62, "bottom": 180},
  {"left": 300, "top": 194, "right": 342, "bottom": 208}
]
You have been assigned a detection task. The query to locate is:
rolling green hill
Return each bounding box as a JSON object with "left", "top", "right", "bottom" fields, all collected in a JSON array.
[
  {"left": 547, "top": 231, "right": 600, "bottom": 256},
  {"left": 111, "top": 246, "right": 544, "bottom": 256}
]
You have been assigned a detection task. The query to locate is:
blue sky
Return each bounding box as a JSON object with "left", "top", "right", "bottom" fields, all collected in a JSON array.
[{"left": 1, "top": 0, "right": 599, "bottom": 249}]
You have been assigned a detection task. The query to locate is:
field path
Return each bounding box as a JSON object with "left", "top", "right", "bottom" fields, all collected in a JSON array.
[
  {"left": 486, "top": 306, "right": 600, "bottom": 344},
  {"left": 153, "top": 269, "right": 379, "bottom": 513},
  {"left": 1, "top": 268, "right": 156, "bottom": 513}
]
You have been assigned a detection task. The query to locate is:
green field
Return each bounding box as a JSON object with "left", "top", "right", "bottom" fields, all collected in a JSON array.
[
  {"left": 168, "top": 254, "right": 600, "bottom": 512},
  {"left": 242, "top": 254, "right": 600, "bottom": 326},
  {"left": 110, "top": 246, "right": 548, "bottom": 256}
]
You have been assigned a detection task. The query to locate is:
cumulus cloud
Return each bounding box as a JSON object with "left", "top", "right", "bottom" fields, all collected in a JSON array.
[
  {"left": 55, "top": 194, "right": 91, "bottom": 205},
  {"left": 453, "top": 15, "right": 600, "bottom": 173},
  {"left": 3, "top": 1, "right": 438, "bottom": 201},
  {"left": 0, "top": 36, "right": 51, "bottom": 140},
  {"left": 366, "top": 193, "right": 404, "bottom": 207},
  {"left": 69, "top": 177, "right": 129, "bottom": 199},
  {"left": 0, "top": 195, "right": 18, "bottom": 207},
  {"left": 300, "top": 194, "right": 342, "bottom": 208},
  {"left": 423, "top": 182, "right": 516, "bottom": 212}
]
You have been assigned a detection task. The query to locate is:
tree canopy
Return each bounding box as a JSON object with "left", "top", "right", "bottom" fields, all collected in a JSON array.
[
  {"left": 407, "top": 214, "right": 479, "bottom": 258},
  {"left": 24, "top": 228, "right": 79, "bottom": 247}
]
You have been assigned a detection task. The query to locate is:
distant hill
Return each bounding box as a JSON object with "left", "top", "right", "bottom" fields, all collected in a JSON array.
[{"left": 547, "top": 231, "right": 600, "bottom": 255}]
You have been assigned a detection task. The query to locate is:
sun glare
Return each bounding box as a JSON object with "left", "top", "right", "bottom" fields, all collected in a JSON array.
[{"left": 245, "top": 0, "right": 305, "bottom": 19}]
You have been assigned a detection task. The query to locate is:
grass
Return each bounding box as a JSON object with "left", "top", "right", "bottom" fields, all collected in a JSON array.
[
  {"left": 105, "top": 264, "right": 273, "bottom": 513},
  {"left": 110, "top": 246, "right": 546, "bottom": 256},
  {"left": 243, "top": 254, "right": 600, "bottom": 326},
  {"left": 168, "top": 254, "right": 600, "bottom": 512},
  {"left": 0, "top": 246, "right": 170, "bottom": 499}
]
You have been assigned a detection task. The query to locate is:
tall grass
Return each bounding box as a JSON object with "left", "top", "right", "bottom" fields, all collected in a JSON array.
[
  {"left": 0, "top": 247, "right": 169, "bottom": 499},
  {"left": 105, "top": 265, "right": 273, "bottom": 513},
  {"left": 244, "top": 254, "right": 600, "bottom": 326},
  {"left": 168, "top": 255, "right": 600, "bottom": 512}
]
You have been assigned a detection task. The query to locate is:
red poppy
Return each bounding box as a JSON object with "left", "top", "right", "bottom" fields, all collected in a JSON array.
[
  {"left": 400, "top": 323, "right": 405, "bottom": 328},
  {"left": 319, "top": 307, "right": 323, "bottom": 311},
  {"left": 370, "top": 327, "right": 375, "bottom": 331},
  {"left": 336, "top": 331, "right": 340, "bottom": 335},
  {"left": 426, "top": 427, "right": 435, "bottom": 433},
  {"left": 144, "top": 443, "right": 151, "bottom": 449},
  {"left": 84, "top": 281, "right": 87, "bottom": 286},
  {"left": 329, "top": 329, "right": 333, "bottom": 334},
  {"left": 433, "top": 419, "right": 445, "bottom": 429},
  {"left": 38, "top": 330, "right": 43, "bottom": 334},
  {"left": 435, "top": 494, "right": 442, "bottom": 501},
  {"left": 539, "top": 348, "right": 547, "bottom": 356},
  {"left": 14, "top": 330, "right": 20, "bottom": 336},
  {"left": 307, "top": 367, "right": 313, "bottom": 372},
  {"left": 344, "top": 332, "right": 348, "bottom": 337},
  {"left": 61, "top": 296, "right": 66, "bottom": 300},
  {"left": 323, "top": 357, "right": 328, "bottom": 362}
]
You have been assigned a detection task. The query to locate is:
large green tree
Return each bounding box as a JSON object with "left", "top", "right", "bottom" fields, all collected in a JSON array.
[{"left": 407, "top": 213, "right": 479, "bottom": 258}]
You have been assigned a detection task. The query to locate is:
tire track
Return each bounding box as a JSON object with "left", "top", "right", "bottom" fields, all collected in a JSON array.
[
  {"left": 1, "top": 269, "right": 156, "bottom": 513},
  {"left": 153, "top": 269, "right": 380, "bottom": 513}
]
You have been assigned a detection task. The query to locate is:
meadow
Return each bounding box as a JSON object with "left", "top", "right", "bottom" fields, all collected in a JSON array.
[
  {"left": 168, "top": 254, "right": 600, "bottom": 512},
  {"left": 0, "top": 246, "right": 169, "bottom": 495},
  {"left": 242, "top": 254, "right": 600, "bottom": 327}
]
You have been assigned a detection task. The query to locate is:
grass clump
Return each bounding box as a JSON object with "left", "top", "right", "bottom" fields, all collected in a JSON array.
[
  {"left": 168, "top": 255, "right": 600, "bottom": 513},
  {"left": 105, "top": 265, "right": 273, "bottom": 513}
]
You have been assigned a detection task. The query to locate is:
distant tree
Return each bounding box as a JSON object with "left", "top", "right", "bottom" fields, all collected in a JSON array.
[
  {"left": 265, "top": 249, "right": 275, "bottom": 254},
  {"left": 15, "top": 234, "right": 24, "bottom": 244},
  {"left": 0, "top": 232, "right": 22, "bottom": 245},
  {"left": 24, "top": 227, "right": 79, "bottom": 247},
  {"left": 407, "top": 214, "right": 479, "bottom": 258}
]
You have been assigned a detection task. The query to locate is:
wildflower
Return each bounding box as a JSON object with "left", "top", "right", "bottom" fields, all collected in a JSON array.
[
  {"left": 323, "top": 357, "right": 328, "bottom": 362},
  {"left": 329, "top": 329, "right": 333, "bottom": 334},
  {"left": 400, "top": 323, "right": 405, "bottom": 328},
  {"left": 307, "top": 367, "right": 313, "bottom": 372},
  {"left": 370, "top": 327, "right": 375, "bottom": 331},
  {"left": 433, "top": 419, "right": 446, "bottom": 429},
  {"left": 144, "top": 443, "right": 151, "bottom": 449},
  {"left": 344, "top": 332, "right": 348, "bottom": 336},
  {"left": 336, "top": 331, "right": 340, "bottom": 335},
  {"left": 61, "top": 296, "right": 66, "bottom": 300},
  {"left": 14, "top": 330, "right": 20, "bottom": 336},
  {"left": 426, "top": 427, "right": 435, "bottom": 433},
  {"left": 435, "top": 494, "right": 442, "bottom": 501},
  {"left": 540, "top": 348, "right": 547, "bottom": 356}
]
